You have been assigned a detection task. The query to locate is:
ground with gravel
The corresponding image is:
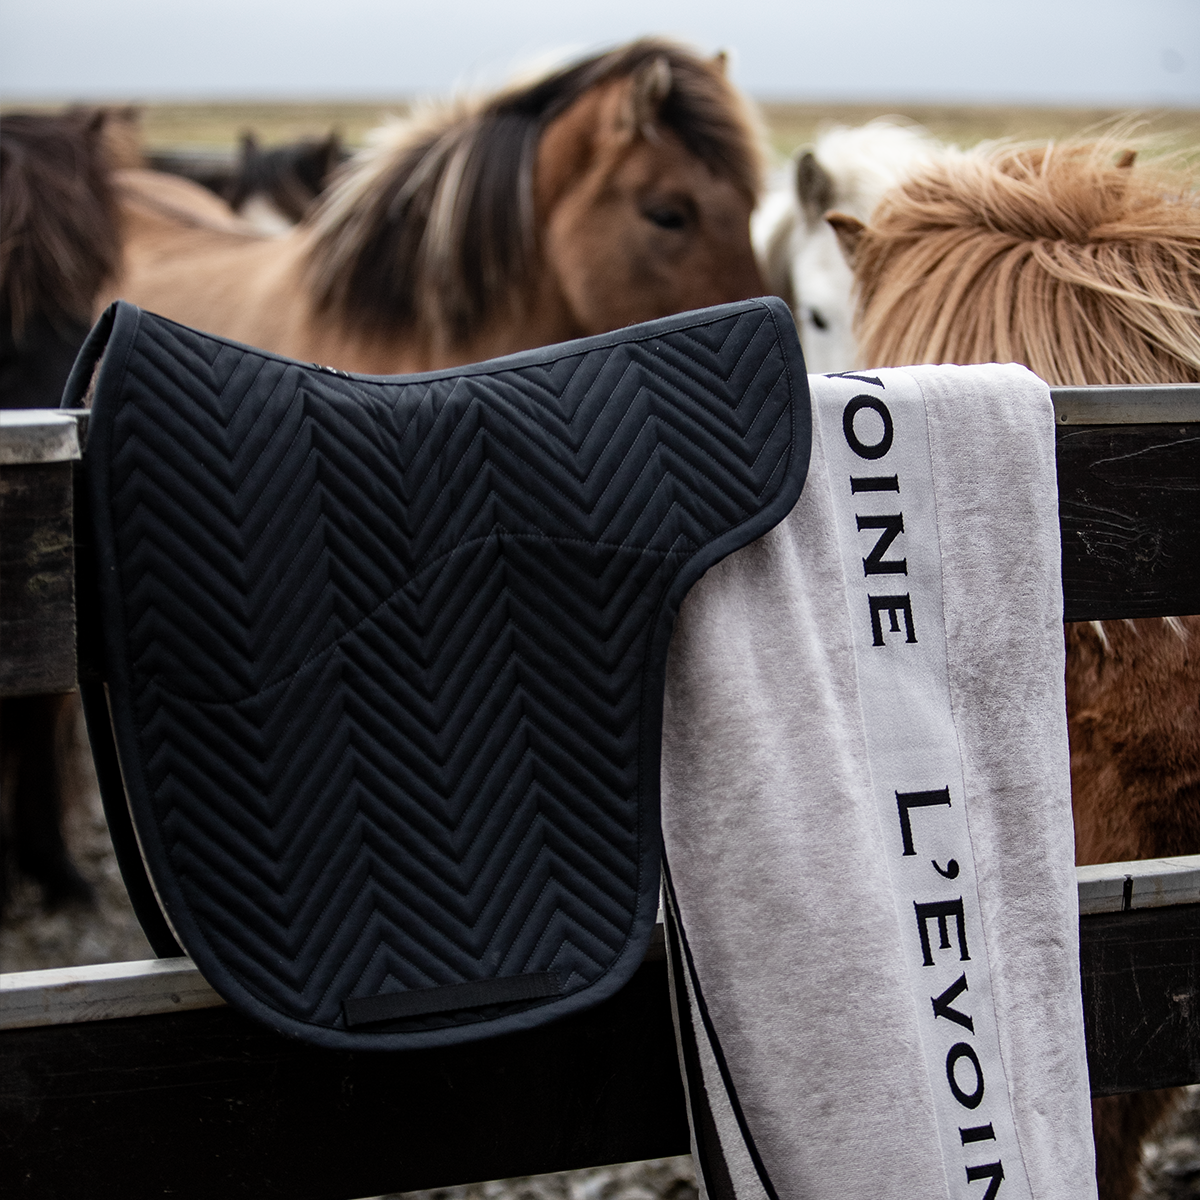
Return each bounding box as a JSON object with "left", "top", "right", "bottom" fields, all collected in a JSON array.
[
  {"left": 2, "top": 703, "right": 1197, "bottom": 1199},
  {"left": 388, "top": 1155, "right": 698, "bottom": 1200}
]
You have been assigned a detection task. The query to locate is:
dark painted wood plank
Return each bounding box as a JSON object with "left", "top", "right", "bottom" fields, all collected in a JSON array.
[
  {"left": 5, "top": 900, "right": 1200, "bottom": 1200},
  {"left": 1057, "top": 423, "right": 1200, "bottom": 621},
  {"left": 1080, "top": 903, "right": 1200, "bottom": 1096},
  {"left": 4, "top": 420, "right": 1200, "bottom": 688},
  {"left": 0, "top": 957, "right": 689, "bottom": 1200},
  {"left": 3, "top": 402, "right": 1200, "bottom": 1196},
  {"left": 3, "top": 903, "right": 1200, "bottom": 1197}
]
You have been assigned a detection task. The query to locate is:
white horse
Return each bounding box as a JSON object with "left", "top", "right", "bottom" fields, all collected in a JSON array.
[{"left": 753, "top": 119, "right": 944, "bottom": 373}]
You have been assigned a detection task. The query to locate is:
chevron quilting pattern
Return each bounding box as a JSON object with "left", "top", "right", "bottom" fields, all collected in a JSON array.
[{"left": 86, "top": 298, "right": 809, "bottom": 1048}]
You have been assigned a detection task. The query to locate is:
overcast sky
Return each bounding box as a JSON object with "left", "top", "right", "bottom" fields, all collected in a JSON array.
[{"left": 1, "top": 0, "right": 1198, "bottom": 106}]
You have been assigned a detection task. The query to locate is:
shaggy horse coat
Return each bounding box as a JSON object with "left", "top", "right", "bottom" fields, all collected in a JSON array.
[{"left": 832, "top": 138, "right": 1200, "bottom": 1200}]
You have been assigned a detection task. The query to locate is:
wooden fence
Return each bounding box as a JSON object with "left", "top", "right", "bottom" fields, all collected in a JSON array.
[{"left": 2, "top": 389, "right": 1199, "bottom": 1199}]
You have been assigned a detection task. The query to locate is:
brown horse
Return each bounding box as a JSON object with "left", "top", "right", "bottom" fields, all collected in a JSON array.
[
  {"left": 830, "top": 137, "right": 1200, "bottom": 1200},
  {"left": 1, "top": 109, "right": 125, "bottom": 407},
  {"left": 101, "top": 39, "right": 766, "bottom": 373},
  {"left": 0, "top": 108, "right": 133, "bottom": 913}
]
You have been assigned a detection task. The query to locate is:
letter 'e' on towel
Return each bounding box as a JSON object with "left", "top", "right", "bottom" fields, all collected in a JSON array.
[{"left": 660, "top": 365, "right": 1096, "bottom": 1200}]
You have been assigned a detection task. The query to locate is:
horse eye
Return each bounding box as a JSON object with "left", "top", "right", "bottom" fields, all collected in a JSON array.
[
  {"left": 644, "top": 206, "right": 687, "bottom": 230},
  {"left": 808, "top": 308, "right": 829, "bottom": 331}
]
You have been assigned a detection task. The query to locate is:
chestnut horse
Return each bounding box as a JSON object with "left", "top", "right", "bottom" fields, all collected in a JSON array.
[
  {"left": 831, "top": 138, "right": 1200, "bottom": 1200},
  {"left": 101, "top": 39, "right": 766, "bottom": 373}
]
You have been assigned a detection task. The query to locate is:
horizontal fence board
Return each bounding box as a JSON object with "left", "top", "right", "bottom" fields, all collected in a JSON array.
[
  {"left": 3, "top": 399, "right": 1199, "bottom": 695},
  {"left": 0, "top": 958, "right": 690, "bottom": 1200},
  {"left": 1051, "top": 384, "right": 1200, "bottom": 427},
  {"left": 1077, "top": 854, "right": 1200, "bottom": 916},
  {"left": 1081, "top": 902, "right": 1200, "bottom": 1095},
  {"left": 2, "top": 863, "right": 1196, "bottom": 1022},
  {"left": 0, "top": 410, "right": 82, "bottom": 466},
  {"left": 2, "top": 902, "right": 1197, "bottom": 1200},
  {"left": 1056, "top": 422, "right": 1200, "bottom": 621},
  {"left": 0, "top": 957, "right": 224, "bottom": 1029},
  {"left": 7, "top": 861, "right": 1198, "bottom": 1028}
]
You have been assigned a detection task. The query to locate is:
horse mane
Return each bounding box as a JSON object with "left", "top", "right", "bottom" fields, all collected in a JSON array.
[
  {"left": 303, "top": 39, "right": 762, "bottom": 345},
  {"left": 0, "top": 109, "right": 123, "bottom": 336},
  {"left": 851, "top": 136, "right": 1200, "bottom": 385}
]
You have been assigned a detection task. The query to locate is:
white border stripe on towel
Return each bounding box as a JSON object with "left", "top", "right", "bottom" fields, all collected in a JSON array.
[{"left": 816, "top": 371, "right": 1032, "bottom": 1200}]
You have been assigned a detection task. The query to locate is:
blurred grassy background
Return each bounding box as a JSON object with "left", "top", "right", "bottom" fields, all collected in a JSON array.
[
  {"left": 5, "top": 98, "right": 1198, "bottom": 161},
  {"left": 756, "top": 102, "right": 1200, "bottom": 159}
]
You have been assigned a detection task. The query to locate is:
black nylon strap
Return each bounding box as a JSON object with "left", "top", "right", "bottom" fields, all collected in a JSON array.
[
  {"left": 664, "top": 893, "right": 738, "bottom": 1200},
  {"left": 78, "top": 680, "right": 183, "bottom": 960},
  {"left": 343, "top": 972, "right": 563, "bottom": 1026},
  {"left": 662, "top": 861, "right": 779, "bottom": 1200}
]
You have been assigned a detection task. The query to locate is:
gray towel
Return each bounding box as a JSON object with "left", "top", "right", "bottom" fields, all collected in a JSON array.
[{"left": 661, "top": 365, "right": 1095, "bottom": 1200}]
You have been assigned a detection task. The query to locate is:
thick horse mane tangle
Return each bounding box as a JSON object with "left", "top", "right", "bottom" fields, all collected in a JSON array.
[
  {"left": 851, "top": 137, "right": 1200, "bottom": 386},
  {"left": 303, "top": 39, "right": 762, "bottom": 345},
  {"left": 0, "top": 109, "right": 123, "bottom": 337}
]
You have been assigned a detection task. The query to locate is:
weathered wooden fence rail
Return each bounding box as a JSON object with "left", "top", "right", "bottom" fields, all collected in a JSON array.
[{"left": 2, "top": 387, "right": 1199, "bottom": 1200}]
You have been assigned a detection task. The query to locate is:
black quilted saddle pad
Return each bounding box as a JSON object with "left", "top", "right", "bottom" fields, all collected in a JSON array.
[{"left": 73, "top": 297, "right": 810, "bottom": 1049}]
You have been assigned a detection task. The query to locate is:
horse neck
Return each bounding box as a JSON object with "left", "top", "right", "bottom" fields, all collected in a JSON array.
[
  {"left": 418, "top": 274, "right": 587, "bottom": 371},
  {"left": 309, "top": 246, "right": 586, "bottom": 374}
]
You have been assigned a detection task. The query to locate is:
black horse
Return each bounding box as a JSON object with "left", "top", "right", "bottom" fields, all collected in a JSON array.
[{"left": 147, "top": 129, "right": 346, "bottom": 229}]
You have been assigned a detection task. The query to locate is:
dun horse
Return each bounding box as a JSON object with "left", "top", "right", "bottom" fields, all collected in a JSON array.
[
  {"left": 831, "top": 138, "right": 1200, "bottom": 1200},
  {"left": 102, "top": 39, "right": 766, "bottom": 373}
]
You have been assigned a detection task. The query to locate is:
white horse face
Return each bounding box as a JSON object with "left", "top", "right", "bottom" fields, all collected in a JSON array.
[
  {"left": 753, "top": 120, "right": 946, "bottom": 376},
  {"left": 752, "top": 198, "right": 859, "bottom": 375},
  {"left": 793, "top": 221, "right": 858, "bottom": 375}
]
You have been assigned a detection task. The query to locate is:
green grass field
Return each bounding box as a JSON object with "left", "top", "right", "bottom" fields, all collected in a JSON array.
[{"left": 6, "top": 98, "right": 1199, "bottom": 161}]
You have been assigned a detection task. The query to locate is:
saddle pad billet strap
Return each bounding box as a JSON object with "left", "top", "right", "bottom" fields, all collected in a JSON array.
[
  {"left": 343, "top": 970, "right": 562, "bottom": 1027},
  {"left": 76, "top": 297, "right": 810, "bottom": 1050}
]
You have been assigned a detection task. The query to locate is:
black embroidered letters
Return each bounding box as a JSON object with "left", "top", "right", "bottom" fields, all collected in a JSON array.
[
  {"left": 914, "top": 898, "right": 970, "bottom": 967},
  {"left": 857, "top": 513, "right": 907, "bottom": 576},
  {"left": 843, "top": 394, "right": 894, "bottom": 459},
  {"left": 842, "top": 394, "right": 916, "bottom": 648},
  {"left": 822, "top": 373, "right": 1028, "bottom": 1197}
]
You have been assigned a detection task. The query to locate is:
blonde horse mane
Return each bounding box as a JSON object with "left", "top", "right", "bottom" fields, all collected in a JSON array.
[
  {"left": 851, "top": 137, "right": 1200, "bottom": 385},
  {"left": 303, "top": 39, "right": 762, "bottom": 346}
]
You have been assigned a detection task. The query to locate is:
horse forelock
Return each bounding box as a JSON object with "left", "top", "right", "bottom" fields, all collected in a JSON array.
[
  {"left": 0, "top": 109, "right": 122, "bottom": 336},
  {"left": 806, "top": 120, "right": 942, "bottom": 223},
  {"left": 302, "top": 38, "right": 763, "bottom": 347},
  {"left": 852, "top": 137, "right": 1200, "bottom": 386}
]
